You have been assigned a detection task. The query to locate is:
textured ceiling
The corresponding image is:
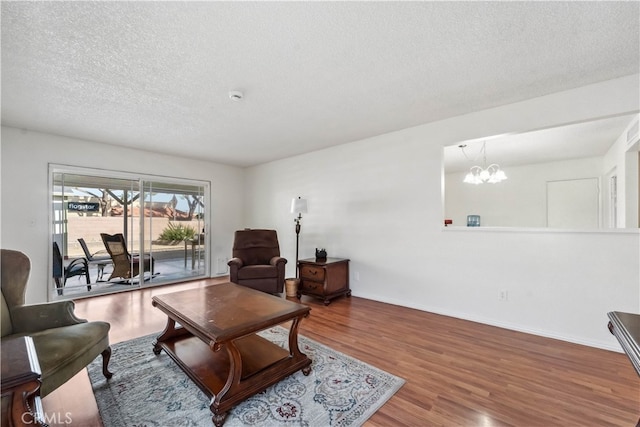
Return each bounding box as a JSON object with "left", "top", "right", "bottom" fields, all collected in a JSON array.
[{"left": 2, "top": 1, "right": 639, "bottom": 167}]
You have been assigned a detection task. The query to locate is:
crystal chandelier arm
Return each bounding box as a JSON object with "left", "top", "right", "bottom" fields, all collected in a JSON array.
[
  {"left": 460, "top": 142, "right": 507, "bottom": 184},
  {"left": 460, "top": 144, "right": 483, "bottom": 163}
]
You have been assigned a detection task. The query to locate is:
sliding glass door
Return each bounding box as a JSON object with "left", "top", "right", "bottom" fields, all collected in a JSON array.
[
  {"left": 50, "top": 165, "right": 209, "bottom": 299},
  {"left": 143, "top": 180, "right": 207, "bottom": 283}
]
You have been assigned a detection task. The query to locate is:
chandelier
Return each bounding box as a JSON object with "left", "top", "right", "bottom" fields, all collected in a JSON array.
[{"left": 460, "top": 142, "right": 507, "bottom": 185}]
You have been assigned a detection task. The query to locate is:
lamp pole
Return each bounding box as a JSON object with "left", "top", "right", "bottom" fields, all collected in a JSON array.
[
  {"left": 294, "top": 214, "right": 302, "bottom": 278},
  {"left": 291, "top": 196, "right": 308, "bottom": 279}
]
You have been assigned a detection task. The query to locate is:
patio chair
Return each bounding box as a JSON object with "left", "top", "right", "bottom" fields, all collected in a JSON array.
[
  {"left": 52, "top": 242, "right": 91, "bottom": 295},
  {"left": 78, "top": 238, "right": 112, "bottom": 281},
  {"left": 100, "top": 233, "right": 154, "bottom": 282}
]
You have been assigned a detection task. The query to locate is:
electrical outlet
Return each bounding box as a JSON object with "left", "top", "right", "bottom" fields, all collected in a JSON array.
[
  {"left": 499, "top": 290, "right": 509, "bottom": 302},
  {"left": 216, "top": 257, "right": 228, "bottom": 274},
  {"left": 355, "top": 271, "right": 360, "bottom": 281}
]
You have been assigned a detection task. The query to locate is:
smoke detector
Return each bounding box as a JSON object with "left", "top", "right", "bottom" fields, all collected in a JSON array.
[{"left": 229, "top": 90, "right": 243, "bottom": 101}]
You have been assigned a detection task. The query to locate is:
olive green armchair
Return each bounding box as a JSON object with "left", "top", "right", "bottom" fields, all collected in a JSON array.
[{"left": 0, "top": 249, "right": 112, "bottom": 397}]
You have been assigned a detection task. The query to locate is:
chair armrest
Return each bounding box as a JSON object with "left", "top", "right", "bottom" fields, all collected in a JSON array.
[
  {"left": 228, "top": 258, "right": 244, "bottom": 268},
  {"left": 11, "top": 301, "right": 86, "bottom": 334},
  {"left": 270, "top": 256, "right": 287, "bottom": 266}
]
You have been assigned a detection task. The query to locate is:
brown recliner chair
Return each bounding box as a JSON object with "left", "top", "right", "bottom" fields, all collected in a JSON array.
[
  {"left": 227, "top": 229, "right": 287, "bottom": 294},
  {"left": 0, "top": 249, "right": 112, "bottom": 398}
]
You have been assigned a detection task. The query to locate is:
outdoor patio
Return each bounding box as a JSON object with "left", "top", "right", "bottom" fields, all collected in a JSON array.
[{"left": 57, "top": 245, "right": 206, "bottom": 298}]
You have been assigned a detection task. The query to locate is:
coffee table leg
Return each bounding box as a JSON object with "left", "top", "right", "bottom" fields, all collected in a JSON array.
[
  {"left": 288, "top": 316, "right": 312, "bottom": 376},
  {"left": 207, "top": 340, "right": 243, "bottom": 426},
  {"left": 212, "top": 412, "right": 227, "bottom": 427},
  {"left": 152, "top": 317, "right": 189, "bottom": 354}
]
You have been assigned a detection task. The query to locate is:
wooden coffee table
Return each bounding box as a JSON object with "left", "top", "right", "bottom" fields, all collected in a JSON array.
[{"left": 152, "top": 282, "right": 312, "bottom": 426}]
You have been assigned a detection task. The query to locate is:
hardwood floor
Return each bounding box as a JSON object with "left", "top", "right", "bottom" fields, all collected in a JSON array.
[{"left": 42, "top": 278, "right": 639, "bottom": 426}]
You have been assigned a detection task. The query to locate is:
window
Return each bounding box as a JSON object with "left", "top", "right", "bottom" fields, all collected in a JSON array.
[{"left": 50, "top": 165, "right": 209, "bottom": 299}]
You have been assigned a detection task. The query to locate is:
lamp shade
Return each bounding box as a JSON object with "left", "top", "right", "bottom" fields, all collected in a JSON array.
[{"left": 291, "top": 197, "right": 308, "bottom": 214}]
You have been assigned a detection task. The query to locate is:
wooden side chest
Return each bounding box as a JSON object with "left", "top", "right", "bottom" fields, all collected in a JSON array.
[
  {"left": 297, "top": 257, "right": 350, "bottom": 305},
  {"left": 1, "top": 336, "right": 47, "bottom": 427}
]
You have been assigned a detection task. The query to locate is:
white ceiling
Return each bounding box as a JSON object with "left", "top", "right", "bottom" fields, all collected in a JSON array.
[{"left": 2, "top": 1, "right": 639, "bottom": 167}]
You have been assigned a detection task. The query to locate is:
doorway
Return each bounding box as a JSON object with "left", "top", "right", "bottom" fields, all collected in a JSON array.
[
  {"left": 546, "top": 178, "right": 600, "bottom": 228},
  {"left": 50, "top": 166, "right": 209, "bottom": 299}
]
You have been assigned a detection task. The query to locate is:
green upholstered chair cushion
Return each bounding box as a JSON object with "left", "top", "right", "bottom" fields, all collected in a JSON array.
[
  {"left": 1, "top": 249, "right": 112, "bottom": 398},
  {"left": 26, "top": 321, "right": 110, "bottom": 397},
  {"left": 1, "top": 293, "right": 12, "bottom": 337}
]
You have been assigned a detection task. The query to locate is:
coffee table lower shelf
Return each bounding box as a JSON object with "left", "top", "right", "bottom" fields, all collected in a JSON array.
[{"left": 154, "top": 329, "right": 311, "bottom": 426}]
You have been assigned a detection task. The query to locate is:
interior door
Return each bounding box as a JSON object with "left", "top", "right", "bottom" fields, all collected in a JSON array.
[{"left": 547, "top": 178, "right": 600, "bottom": 228}]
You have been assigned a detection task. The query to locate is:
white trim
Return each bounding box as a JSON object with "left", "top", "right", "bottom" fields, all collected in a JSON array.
[{"left": 441, "top": 225, "right": 640, "bottom": 234}]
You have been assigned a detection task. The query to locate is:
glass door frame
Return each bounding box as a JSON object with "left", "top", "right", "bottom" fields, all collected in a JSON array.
[{"left": 49, "top": 164, "right": 211, "bottom": 300}]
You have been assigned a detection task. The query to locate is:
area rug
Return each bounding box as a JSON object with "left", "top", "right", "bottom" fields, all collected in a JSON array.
[{"left": 87, "top": 327, "right": 404, "bottom": 426}]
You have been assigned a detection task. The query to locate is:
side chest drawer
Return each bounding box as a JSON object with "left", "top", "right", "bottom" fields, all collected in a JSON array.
[
  {"left": 300, "top": 279, "right": 324, "bottom": 294},
  {"left": 300, "top": 265, "right": 325, "bottom": 282}
]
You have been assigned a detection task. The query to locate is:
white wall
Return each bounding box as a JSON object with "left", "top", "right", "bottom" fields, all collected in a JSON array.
[
  {"left": 1, "top": 75, "right": 638, "bottom": 350},
  {"left": 245, "top": 75, "right": 640, "bottom": 350},
  {"left": 445, "top": 157, "right": 603, "bottom": 227},
  {"left": 1, "top": 126, "right": 245, "bottom": 303}
]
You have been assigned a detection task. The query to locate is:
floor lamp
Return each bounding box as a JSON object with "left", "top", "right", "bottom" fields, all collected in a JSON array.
[{"left": 291, "top": 197, "right": 308, "bottom": 278}]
